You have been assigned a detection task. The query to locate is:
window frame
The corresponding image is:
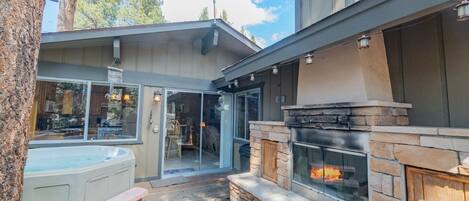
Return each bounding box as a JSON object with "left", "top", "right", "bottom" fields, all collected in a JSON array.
[
  {"left": 233, "top": 88, "right": 262, "bottom": 142},
  {"left": 30, "top": 76, "right": 142, "bottom": 145}
]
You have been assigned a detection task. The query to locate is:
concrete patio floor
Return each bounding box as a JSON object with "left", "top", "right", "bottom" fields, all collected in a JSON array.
[{"left": 136, "top": 172, "right": 232, "bottom": 201}]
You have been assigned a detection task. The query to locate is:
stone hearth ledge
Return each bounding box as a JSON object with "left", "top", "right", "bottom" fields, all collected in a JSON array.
[
  {"left": 372, "top": 126, "right": 469, "bottom": 137},
  {"left": 228, "top": 173, "right": 309, "bottom": 201},
  {"left": 281, "top": 100, "right": 412, "bottom": 110},
  {"left": 249, "top": 121, "right": 285, "bottom": 126}
]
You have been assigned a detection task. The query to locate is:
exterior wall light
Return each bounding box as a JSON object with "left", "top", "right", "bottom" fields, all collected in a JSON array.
[
  {"left": 234, "top": 79, "right": 239, "bottom": 87},
  {"left": 357, "top": 35, "right": 371, "bottom": 49},
  {"left": 228, "top": 84, "right": 232, "bottom": 89},
  {"left": 153, "top": 90, "right": 162, "bottom": 103},
  {"left": 305, "top": 52, "right": 314, "bottom": 64},
  {"left": 272, "top": 66, "right": 278, "bottom": 75},
  {"left": 456, "top": 0, "right": 469, "bottom": 21},
  {"left": 250, "top": 73, "right": 255, "bottom": 81}
]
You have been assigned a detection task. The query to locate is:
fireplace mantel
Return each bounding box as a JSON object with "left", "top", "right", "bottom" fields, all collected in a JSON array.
[
  {"left": 281, "top": 100, "right": 412, "bottom": 110},
  {"left": 282, "top": 100, "right": 411, "bottom": 131}
]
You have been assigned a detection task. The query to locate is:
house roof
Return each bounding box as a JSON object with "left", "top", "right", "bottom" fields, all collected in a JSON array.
[
  {"left": 221, "top": 0, "right": 455, "bottom": 81},
  {"left": 41, "top": 19, "right": 261, "bottom": 56}
]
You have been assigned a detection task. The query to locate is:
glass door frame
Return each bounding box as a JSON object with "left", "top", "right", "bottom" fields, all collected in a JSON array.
[
  {"left": 233, "top": 88, "right": 262, "bottom": 142},
  {"left": 160, "top": 88, "right": 225, "bottom": 178}
]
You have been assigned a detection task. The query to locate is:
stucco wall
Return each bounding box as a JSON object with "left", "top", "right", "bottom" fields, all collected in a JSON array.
[
  {"left": 39, "top": 39, "right": 242, "bottom": 81},
  {"left": 297, "top": 43, "right": 368, "bottom": 105},
  {"left": 296, "top": 36, "right": 393, "bottom": 105}
]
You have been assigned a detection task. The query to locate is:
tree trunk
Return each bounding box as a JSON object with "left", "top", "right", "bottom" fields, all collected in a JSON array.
[
  {"left": 0, "top": 0, "right": 45, "bottom": 200},
  {"left": 57, "top": 0, "right": 77, "bottom": 31}
]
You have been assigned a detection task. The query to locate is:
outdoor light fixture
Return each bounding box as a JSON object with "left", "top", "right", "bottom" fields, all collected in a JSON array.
[
  {"left": 272, "top": 66, "right": 278, "bottom": 75},
  {"left": 234, "top": 79, "right": 239, "bottom": 87},
  {"left": 456, "top": 0, "right": 469, "bottom": 21},
  {"left": 305, "top": 52, "right": 314, "bottom": 64},
  {"left": 250, "top": 73, "right": 255, "bottom": 81},
  {"left": 153, "top": 90, "right": 162, "bottom": 103},
  {"left": 357, "top": 35, "right": 371, "bottom": 49}
]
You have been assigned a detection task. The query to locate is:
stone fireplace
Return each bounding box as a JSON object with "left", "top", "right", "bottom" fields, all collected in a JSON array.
[
  {"left": 283, "top": 101, "right": 410, "bottom": 200},
  {"left": 369, "top": 126, "right": 469, "bottom": 201},
  {"left": 228, "top": 101, "right": 411, "bottom": 201},
  {"left": 291, "top": 128, "right": 369, "bottom": 201},
  {"left": 249, "top": 121, "right": 291, "bottom": 189}
]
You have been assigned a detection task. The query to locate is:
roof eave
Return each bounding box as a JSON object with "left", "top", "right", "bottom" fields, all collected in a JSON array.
[
  {"left": 40, "top": 19, "right": 260, "bottom": 53},
  {"left": 221, "top": 0, "right": 455, "bottom": 81}
]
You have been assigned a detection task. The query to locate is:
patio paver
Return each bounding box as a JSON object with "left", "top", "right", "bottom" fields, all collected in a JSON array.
[{"left": 136, "top": 172, "right": 232, "bottom": 201}]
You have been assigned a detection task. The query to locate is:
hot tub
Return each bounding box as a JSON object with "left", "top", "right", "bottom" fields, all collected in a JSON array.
[{"left": 22, "top": 146, "right": 135, "bottom": 201}]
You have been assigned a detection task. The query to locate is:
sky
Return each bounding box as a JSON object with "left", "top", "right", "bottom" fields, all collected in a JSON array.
[{"left": 41, "top": 0, "right": 295, "bottom": 47}]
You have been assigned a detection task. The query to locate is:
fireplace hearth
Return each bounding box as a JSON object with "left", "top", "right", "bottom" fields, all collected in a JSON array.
[{"left": 228, "top": 101, "right": 411, "bottom": 201}]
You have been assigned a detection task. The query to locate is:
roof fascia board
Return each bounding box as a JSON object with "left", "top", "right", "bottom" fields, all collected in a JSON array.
[
  {"left": 222, "top": 0, "right": 454, "bottom": 81},
  {"left": 41, "top": 20, "right": 260, "bottom": 53},
  {"left": 41, "top": 21, "right": 213, "bottom": 44},
  {"left": 214, "top": 20, "right": 261, "bottom": 52}
]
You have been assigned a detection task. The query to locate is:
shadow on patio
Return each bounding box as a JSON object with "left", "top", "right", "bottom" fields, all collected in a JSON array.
[{"left": 136, "top": 172, "right": 235, "bottom": 201}]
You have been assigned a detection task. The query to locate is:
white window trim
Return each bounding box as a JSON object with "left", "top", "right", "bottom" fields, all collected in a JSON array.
[{"left": 29, "top": 76, "right": 142, "bottom": 145}]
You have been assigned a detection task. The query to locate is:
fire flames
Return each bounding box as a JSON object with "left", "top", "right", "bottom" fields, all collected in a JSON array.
[{"left": 310, "top": 166, "right": 342, "bottom": 182}]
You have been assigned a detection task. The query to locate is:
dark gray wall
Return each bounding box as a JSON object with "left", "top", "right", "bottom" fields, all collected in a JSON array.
[
  {"left": 385, "top": 9, "right": 469, "bottom": 128},
  {"left": 228, "top": 62, "right": 299, "bottom": 121}
]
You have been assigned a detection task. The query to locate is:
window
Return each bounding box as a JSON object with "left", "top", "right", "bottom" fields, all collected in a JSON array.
[
  {"left": 31, "top": 78, "right": 140, "bottom": 143},
  {"left": 332, "top": 0, "right": 359, "bottom": 13},
  {"left": 32, "top": 80, "right": 88, "bottom": 141},
  {"left": 87, "top": 83, "right": 139, "bottom": 140},
  {"left": 301, "top": 0, "right": 360, "bottom": 29},
  {"left": 234, "top": 89, "right": 261, "bottom": 140}
]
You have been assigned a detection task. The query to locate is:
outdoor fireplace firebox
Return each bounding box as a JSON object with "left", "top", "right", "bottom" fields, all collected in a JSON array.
[{"left": 292, "top": 128, "right": 369, "bottom": 201}]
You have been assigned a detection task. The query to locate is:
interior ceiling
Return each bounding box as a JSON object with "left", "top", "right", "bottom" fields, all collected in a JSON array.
[{"left": 40, "top": 28, "right": 255, "bottom": 56}]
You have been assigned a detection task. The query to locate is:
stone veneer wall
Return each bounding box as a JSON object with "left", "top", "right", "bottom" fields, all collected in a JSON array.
[
  {"left": 369, "top": 126, "right": 469, "bottom": 201},
  {"left": 229, "top": 183, "right": 261, "bottom": 201},
  {"left": 249, "top": 121, "right": 291, "bottom": 190},
  {"left": 283, "top": 101, "right": 411, "bottom": 130}
]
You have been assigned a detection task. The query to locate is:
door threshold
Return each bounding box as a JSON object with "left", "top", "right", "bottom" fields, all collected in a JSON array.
[{"left": 162, "top": 168, "right": 232, "bottom": 179}]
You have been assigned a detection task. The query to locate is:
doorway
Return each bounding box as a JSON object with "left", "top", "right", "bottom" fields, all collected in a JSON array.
[{"left": 162, "top": 90, "right": 225, "bottom": 177}]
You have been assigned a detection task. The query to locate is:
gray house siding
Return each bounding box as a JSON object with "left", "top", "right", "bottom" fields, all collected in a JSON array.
[
  {"left": 39, "top": 40, "right": 242, "bottom": 82},
  {"left": 385, "top": 9, "right": 469, "bottom": 128}
]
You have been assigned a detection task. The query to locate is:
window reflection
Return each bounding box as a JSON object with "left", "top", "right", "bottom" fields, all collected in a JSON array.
[
  {"left": 87, "top": 84, "right": 139, "bottom": 140},
  {"left": 30, "top": 79, "right": 139, "bottom": 142},
  {"left": 32, "top": 80, "right": 87, "bottom": 140}
]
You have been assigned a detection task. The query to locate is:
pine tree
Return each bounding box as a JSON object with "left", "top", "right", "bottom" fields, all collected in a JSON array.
[
  {"left": 118, "top": 0, "right": 165, "bottom": 25},
  {"left": 199, "top": 7, "right": 210, "bottom": 20},
  {"left": 251, "top": 35, "right": 256, "bottom": 43},
  {"left": 74, "top": 0, "right": 165, "bottom": 30},
  {"left": 57, "top": 0, "right": 78, "bottom": 31},
  {"left": 0, "top": 0, "right": 44, "bottom": 200},
  {"left": 220, "top": 9, "right": 231, "bottom": 24},
  {"left": 240, "top": 26, "right": 246, "bottom": 35}
]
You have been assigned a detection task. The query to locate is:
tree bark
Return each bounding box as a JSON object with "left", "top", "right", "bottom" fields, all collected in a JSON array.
[
  {"left": 0, "top": 0, "right": 44, "bottom": 200},
  {"left": 57, "top": 0, "right": 77, "bottom": 31}
]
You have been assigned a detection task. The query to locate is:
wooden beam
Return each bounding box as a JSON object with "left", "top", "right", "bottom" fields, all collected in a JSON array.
[{"left": 201, "top": 29, "right": 219, "bottom": 55}]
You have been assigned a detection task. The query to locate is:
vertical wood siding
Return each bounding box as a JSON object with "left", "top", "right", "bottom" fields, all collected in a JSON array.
[
  {"left": 385, "top": 9, "right": 469, "bottom": 128},
  {"left": 39, "top": 39, "right": 242, "bottom": 81}
]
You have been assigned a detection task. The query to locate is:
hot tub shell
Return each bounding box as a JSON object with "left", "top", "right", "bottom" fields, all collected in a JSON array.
[{"left": 22, "top": 146, "right": 135, "bottom": 201}]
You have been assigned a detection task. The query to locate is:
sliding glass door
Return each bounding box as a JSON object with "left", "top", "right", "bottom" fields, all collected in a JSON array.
[
  {"left": 164, "top": 91, "right": 202, "bottom": 175},
  {"left": 201, "top": 94, "right": 222, "bottom": 170},
  {"left": 163, "top": 90, "right": 223, "bottom": 176}
]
